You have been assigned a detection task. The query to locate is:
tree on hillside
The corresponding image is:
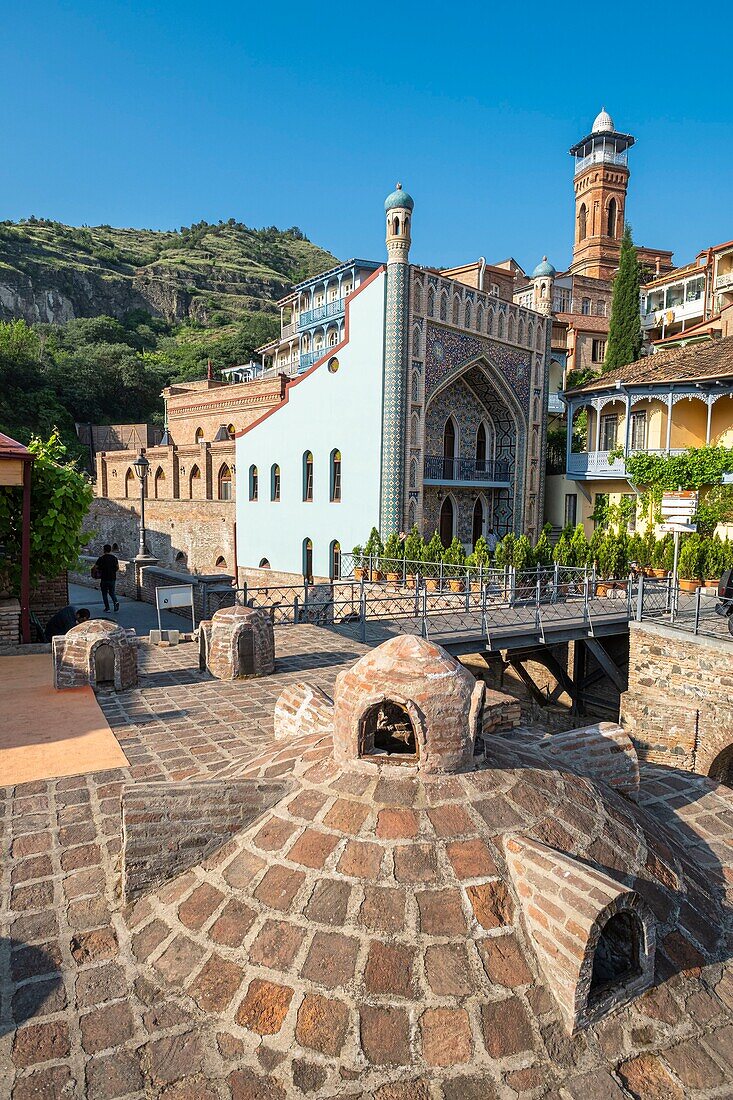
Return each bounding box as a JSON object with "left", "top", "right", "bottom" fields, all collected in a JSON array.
[{"left": 604, "top": 224, "right": 642, "bottom": 371}]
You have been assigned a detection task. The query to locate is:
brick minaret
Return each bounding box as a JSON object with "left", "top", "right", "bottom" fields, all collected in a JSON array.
[
  {"left": 379, "top": 183, "right": 413, "bottom": 537},
  {"left": 569, "top": 108, "right": 635, "bottom": 280}
]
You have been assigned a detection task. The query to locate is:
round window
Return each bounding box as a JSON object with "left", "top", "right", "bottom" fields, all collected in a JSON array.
[{"left": 328, "top": 357, "right": 340, "bottom": 374}]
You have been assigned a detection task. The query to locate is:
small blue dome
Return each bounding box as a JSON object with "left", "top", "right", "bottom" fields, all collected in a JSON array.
[
  {"left": 384, "top": 183, "right": 414, "bottom": 212},
  {"left": 532, "top": 256, "right": 556, "bottom": 279}
]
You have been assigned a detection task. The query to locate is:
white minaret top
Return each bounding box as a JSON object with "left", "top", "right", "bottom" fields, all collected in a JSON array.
[{"left": 384, "top": 183, "right": 414, "bottom": 265}]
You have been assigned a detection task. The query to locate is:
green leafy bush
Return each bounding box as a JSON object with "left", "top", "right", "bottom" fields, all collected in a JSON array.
[
  {"left": 703, "top": 535, "right": 726, "bottom": 580},
  {"left": 403, "top": 526, "right": 423, "bottom": 568},
  {"left": 678, "top": 534, "right": 704, "bottom": 581},
  {"left": 569, "top": 524, "right": 590, "bottom": 567},
  {"left": 382, "top": 532, "right": 404, "bottom": 574},
  {"left": 532, "top": 525, "right": 553, "bottom": 568},
  {"left": 422, "top": 531, "right": 445, "bottom": 564},
  {"left": 494, "top": 533, "right": 516, "bottom": 569},
  {"left": 468, "top": 535, "right": 491, "bottom": 568}
]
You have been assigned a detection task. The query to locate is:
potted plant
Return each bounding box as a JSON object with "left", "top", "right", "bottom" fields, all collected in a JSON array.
[
  {"left": 533, "top": 524, "right": 553, "bottom": 569},
  {"left": 651, "top": 534, "right": 670, "bottom": 577},
  {"left": 513, "top": 535, "right": 534, "bottom": 597},
  {"left": 569, "top": 523, "right": 590, "bottom": 570},
  {"left": 364, "top": 527, "right": 385, "bottom": 582},
  {"left": 422, "top": 531, "right": 445, "bottom": 591},
  {"left": 443, "top": 536, "right": 467, "bottom": 592},
  {"left": 595, "top": 532, "right": 617, "bottom": 596},
  {"left": 403, "top": 526, "right": 423, "bottom": 587},
  {"left": 352, "top": 544, "right": 366, "bottom": 581},
  {"left": 382, "top": 532, "right": 404, "bottom": 586},
  {"left": 703, "top": 535, "right": 726, "bottom": 587},
  {"left": 468, "top": 535, "right": 491, "bottom": 591},
  {"left": 678, "top": 534, "right": 703, "bottom": 592}
]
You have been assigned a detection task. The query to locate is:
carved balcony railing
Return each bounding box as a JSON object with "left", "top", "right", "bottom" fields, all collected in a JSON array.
[{"left": 423, "top": 455, "right": 511, "bottom": 485}]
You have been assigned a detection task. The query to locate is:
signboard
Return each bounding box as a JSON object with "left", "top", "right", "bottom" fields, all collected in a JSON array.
[
  {"left": 661, "top": 491, "right": 698, "bottom": 520},
  {"left": 659, "top": 521, "right": 697, "bottom": 534},
  {"left": 723, "top": 472, "right": 733, "bottom": 485},
  {"left": 155, "top": 584, "right": 195, "bottom": 632}
]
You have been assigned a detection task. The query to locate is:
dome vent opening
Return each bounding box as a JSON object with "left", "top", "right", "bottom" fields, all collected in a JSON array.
[
  {"left": 359, "top": 700, "right": 418, "bottom": 762},
  {"left": 589, "top": 909, "right": 643, "bottom": 1006}
]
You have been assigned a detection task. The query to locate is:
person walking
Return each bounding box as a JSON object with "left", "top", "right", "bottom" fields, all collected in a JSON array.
[{"left": 93, "top": 544, "right": 120, "bottom": 613}]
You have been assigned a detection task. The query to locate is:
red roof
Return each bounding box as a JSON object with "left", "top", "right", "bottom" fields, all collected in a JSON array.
[{"left": 0, "top": 432, "right": 32, "bottom": 460}]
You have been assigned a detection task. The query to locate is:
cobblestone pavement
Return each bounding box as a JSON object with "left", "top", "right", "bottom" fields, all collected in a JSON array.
[{"left": 2, "top": 627, "right": 733, "bottom": 1098}]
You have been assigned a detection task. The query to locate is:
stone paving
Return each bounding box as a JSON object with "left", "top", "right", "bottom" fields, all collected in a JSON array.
[{"left": 1, "top": 626, "right": 733, "bottom": 1098}]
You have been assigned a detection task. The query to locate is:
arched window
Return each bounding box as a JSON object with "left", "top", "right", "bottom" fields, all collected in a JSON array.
[
  {"left": 175, "top": 550, "right": 187, "bottom": 569},
  {"left": 271, "top": 463, "right": 280, "bottom": 501},
  {"left": 303, "top": 451, "right": 314, "bottom": 501},
  {"left": 408, "top": 501, "right": 416, "bottom": 530},
  {"left": 194, "top": 427, "right": 204, "bottom": 443},
  {"left": 330, "top": 540, "right": 341, "bottom": 580},
  {"left": 215, "top": 555, "right": 227, "bottom": 570},
  {"left": 327, "top": 328, "right": 338, "bottom": 348},
  {"left": 189, "top": 465, "right": 201, "bottom": 499},
  {"left": 330, "top": 449, "right": 341, "bottom": 502},
  {"left": 487, "top": 307, "right": 495, "bottom": 335},
  {"left": 409, "top": 457, "right": 417, "bottom": 488},
  {"left": 124, "top": 468, "right": 134, "bottom": 499},
  {"left": 248, "top": 464, "right": 258, "bottom": 501},
  {"left": 472, "top": 498, "right": 484, "bottom": 547},
  {"left": 476, "top": 303, "right": 484, "bottom": 330},
  {"left": 578, "top": 202, "right": 587, "bottom": 242},
  {"left": 443, "top": 418, "right": 457, "bottom": 478},
  {"left": 411, "top": 372, "right": 419, "bottom": 403},
  {"left": 508, "top": 315, "right": 515, "bottom": 342},
  {"left": 227, "top": 423, "right": 235, "bottom": 439},
  {"left": 452, "top": 297, "right": 460, "bottom": 326},
  {"left": 411, "top": 413, "right": 420, "bottom": 443},
  {"left": 533, "top": 396, "right": 540, "bottom": 422},
  {"left": 440, "top": 292, "right": 448, "bottom": 322},
  {"left": 439, "top": 497, "right": 454, "bottom": 548},
  {"left": 476, "top": 423, "right": 487, "bottom": 472},
  {"left": 412, "top": 325, "right": 420, "bottom": 356},
  {"left": 528, "top": 320, "right": 534, "bottom": 346},
  {"left": 464, "top": 300, "right": 472, "bottom": 328},
  {"left": 153, "top": 467, "right": 165, "bottom": 499},
  {"left": 427, "top": 287, "right": 435, "bottom": 316},
  {"left": 259, "top": 558, "right": 271, "bottom": 569},
  {"left": 218, "top": 463, "right": 232, "bottom": 500},
  {"left": 303, "top": 538, "right": 313, "bottom": 582},
  {"left": 393, "top": 216, "right": 400, "bottom": 235},
  {"left": 414, "top": 281, "right": 423, "bottom": 312},
  {"left": 518, "top": 316, "right": 525, "bottom": 343},
  {"left": 607, "top": 198, "right": 618, "bottom": 238},
  {"left": 498, "top": 313, "right": 505, "bottom": 339}
]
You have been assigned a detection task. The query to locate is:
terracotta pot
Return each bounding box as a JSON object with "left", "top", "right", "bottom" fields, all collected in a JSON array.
[
  {"left": 651, "top": 568, "right": 667, "bottom": 578},
  {"left": 425, "top": 578, "right": 439, "bottom": 592},
  {"left": 406, "top": 574, "right": 416, "bottom": 588},
  {"left": 386, "top": 572, "right": 401, "bottom": 585},
  {"left": 595, "top": 583, "right": 610, "bottom": 597},
  {"left": 370, "top": 570, "right": 384, "bottom": 583},
  {"left": 354, "top": 568, "right": 366, "bottom": 581},
  {"left": 679, "top": 578, "right": 701, "bottom": 592},
  {"left": 449, "top": 579, "right": 465, "bottom": 593},
  {"left": 705, "top": 578, "right": 720, "bottom": 588},
  {"left": 470, "top": 582, "right": 482, "bottom": 594}
]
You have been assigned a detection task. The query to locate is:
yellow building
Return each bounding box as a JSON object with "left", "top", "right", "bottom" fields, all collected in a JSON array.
[{"left": 545, "top": 335, "right": 733, "bottom": 533}]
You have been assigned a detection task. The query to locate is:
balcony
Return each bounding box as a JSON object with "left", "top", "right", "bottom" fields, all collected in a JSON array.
[
  {"left": 548, "top": 392, "right": 565, "bottom": 414},
  {"left": 716, "top": 271, "right": 733, "bottom": 291},
  {"left": 299, "top": 298, "right": 346, "bottom": 328},
  {"left": 280, "top": 321, "right": 297, "bottom": 338},
  {"left": 567, "top": 448, "right": 686, "bottom": 479},
  {"left": 423, "top": 456, "right": 511, "bottom": 486},
  {"left": 574, "top": 149, "right": 628, "bottom": 176},
  {"left": 298, "top": 347, "right": 336, "bottom": 371}
]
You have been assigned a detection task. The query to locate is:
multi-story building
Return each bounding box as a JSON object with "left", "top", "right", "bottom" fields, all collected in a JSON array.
[
  {"left": 641, "top": 239, "right": 733, "bottom": 349},
  {"left": 234, "top": 186, "right": 550, "bottom": 580},
  {"left": 545, "top": 336, "right": 733, "bottom": 534}
]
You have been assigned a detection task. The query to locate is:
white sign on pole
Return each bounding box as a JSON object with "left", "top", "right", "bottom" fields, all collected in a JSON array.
[
  {"left": 723, "top": 472, "right": 733, "bottom": 485},
  {"left": 658, "top": 521, "right": 697, "bottom": 534},
  {"left": 661, "top": 490, "right": 698, "bottom": 519},
  {"left": 155, "top": 584, "right": 195, "bottom": 633}
]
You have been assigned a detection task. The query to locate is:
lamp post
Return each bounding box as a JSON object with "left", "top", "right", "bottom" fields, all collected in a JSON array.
[{"left": 132, "top": 452, "right": 150, "bottom": 560}]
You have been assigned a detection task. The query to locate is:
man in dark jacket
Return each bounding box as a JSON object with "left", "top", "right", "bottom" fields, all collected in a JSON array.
[
  {"left": 45, "top": 606, "right": 90, "bottom": 641},
  {"left": 94, "top": 544, "right": 120, "bottom": 612}
]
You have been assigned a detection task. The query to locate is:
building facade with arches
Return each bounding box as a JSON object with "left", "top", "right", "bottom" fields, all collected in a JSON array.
[{"left": 234, "top": 185, "right": 550, "bottom": 579}]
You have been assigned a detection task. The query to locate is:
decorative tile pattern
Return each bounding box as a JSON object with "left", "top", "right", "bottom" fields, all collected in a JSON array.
[
  {"left": 425, "top": 325, "right": 532, "bottom": 409},
  {"left": 380, "top": 262, "right": 410, "bottom": 535}
]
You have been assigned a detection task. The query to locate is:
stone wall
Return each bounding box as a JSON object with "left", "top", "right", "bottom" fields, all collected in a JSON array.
[
  {"left": 0, "top": 599, "right": 20, "bottom": 645},
  {"left": 621, "top": 621, "right": 733, "bottom": 775},
  {"left": 71, "top": 556, "right": 234, "bottom": 623},
  {"left": 30, "top": 573, "right": 69, "bottom": 624}
]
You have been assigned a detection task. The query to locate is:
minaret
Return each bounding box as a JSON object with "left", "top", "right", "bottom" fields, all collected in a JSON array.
[
  {"left": 569, "top": 108, "right": 634, "bottom": 279},
  {"left": 379, "top": 183, "right": 413, "bottom": 537},
  {"left": 531, "top": 257, "right": 556, "bottom": 315}
]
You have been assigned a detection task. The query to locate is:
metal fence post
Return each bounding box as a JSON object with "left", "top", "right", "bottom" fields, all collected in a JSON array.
[
  {"left": 439, "top": 560, "right": 444, "bottom": 592},
  {"left": 422, "top": 585, "right": 428, "bottom": 637},
  {"left": 694, "top": 584, "right": 701, "bottom": 635},
  {"left": 360, "top": 586, "right": 367, "bottom": 643},
  {"left": 636, "top": 571, "right": 644, "bottom": 622},
  {"left": 293, "top": 595, "right": 299, "bottom": 624},
  {"left": 414, "top": 573, "right": 421, "bottom": 617},
  {"left": 552, "top": 561, "right": 559, "bottom": 604}
]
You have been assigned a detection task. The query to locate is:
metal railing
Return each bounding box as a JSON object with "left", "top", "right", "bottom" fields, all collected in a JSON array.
[
  {"left": 298, "top": 299, "right": 346, "bottom": 327},
  {"left": 633, "top": 574, "right": 733, "bottom": 641},
  {"left": 423, "top": 456, "right": 511, "bottom": 484},
  {"left": 567, "top": 448, "right": 686, "bottom": 477},
  {"left": 299, "top": 347, "right": 336, "bottom": 371}
]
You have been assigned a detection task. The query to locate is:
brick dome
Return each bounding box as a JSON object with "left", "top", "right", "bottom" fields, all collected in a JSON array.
[{"left": 125, "top": 638, "right": 728, "bottom": 1096}]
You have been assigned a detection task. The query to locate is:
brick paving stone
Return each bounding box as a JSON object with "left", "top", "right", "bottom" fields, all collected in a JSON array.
[
  {"left": 80, "top": 1001, "right": 135, "bottom": 1054},
  {"left": 478, "top": 932, "right": 533, "bottom": 987},
  {"left": 426, "top": 804, "right": 475, "bottom": 837},
  {"left": 228, "top": 1069, "right": 287, "bottom": 1100},
  {"left": 661, "top": 1038, "right": 727, "bottom": 1089},
  {"left": 177, "top": 882, "right": 224, "bottom": 929},
  {"left": 323, "top": 797, "right": 370, "bottom": 834},
  {"left": 364, "top": 942, "right": 417, "bottom": 998},
  {"left": 375, "top": 808, "right": 419, "bottom": 839},
  {"left": 466, "top": 880, "right": 514, "bottom": 929},
  {"left": 142, "top": 1032, "right": 204, "bottom": 1087},
  {"left": 85, "top": 1050, "right": 145, "bottom": 1099},
  {"left": 209, "top": 898, "right": 257, "bottom": 946},
  {"left": 222, "top": 848, "right": 266, "bottom": 888},
  {"left": 11, "top": 1065, "right": 73, "bottom": 1100},
  {"left": 11, "top": 976, "right": 67, "bottom": 1022},
  {"left": 420, "top": 1007, "right": 473, "bottom": 1066},
  {"left": 286, "top": 828, "right": 340, "bottom": 869},
  {"left": 152, "top": 935, "right": 206, "bottom": 985},
  {"left": 300, "top": 930, "right": 359, "bottom": 988},
  {"left": 425, "top": 943, "right": 473, "bottom": 996},
  {"left": 295, "top": 992, "right": 350, "bottom": 1056},
  {"left": 235, "top": 978, "right": 294, "bottom": 1034},
  {"left": 159, "top": 1078, "right": 221, "bottom": 1100},
  {"left": 12, "top": 1020, "right": 70, "bottom": 1067},
  {"left": 617, "top": 1053, "right": 684, "bottom": 1100},
  {"left": 304, "top": 878, "right": 352, "bottom": 926},
  {"left": 441, "top": 1075, "right": 499, "bottom": 1100},
  {"left": 292, "top": 1059, "right": 328, "bottom": 1093},
  {"left": 249, "top": 919, "right": 306, "bottom": 970},
  {"left": 131, "top": 918, "right": 170, "bottom": 962},
  {"left": 69, "top": 927, "right": 119, "bottom": 964},
  {"left": 481, "top": 996, "right": 534, "bottom": 1057},
  {"left": 371, "top": 1079, "right": 432, "bottom": 1099},
  {"left": 446, "top": 838, "right": 498, "bottom": 879},
  {"left": 359, "top": 885, "right": 407, "bottom": 932},
  {"left": 67, "top": 894, "right": 112, "bottom": 932},
  {"left": 415, "top": 888, "right": 466, "bottom": 935},
  {"left": 563, "top": 1073, "right": 627, "bottom": 1099},
  {"left": 187, "top": 954, "right": 244, "bottom": 1012},
  {"left": 337, "top": 839, "right": 384, "bottom": 878},
  {"left": 254, "top": 864, "right": 306, "bottom": 911},
  {"left": 360, "top": 1005, "right": 411, "bottom": 1065}
]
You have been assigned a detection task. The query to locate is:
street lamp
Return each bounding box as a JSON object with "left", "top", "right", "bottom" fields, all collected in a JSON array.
[{"left": 132, "top": 451, "right": 150, "bottom": 560}]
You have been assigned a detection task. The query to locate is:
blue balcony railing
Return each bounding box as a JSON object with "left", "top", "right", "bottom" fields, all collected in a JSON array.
[
  {"left": 298, "top": 347, "right": 336, "bottom": 371},
  {"left": 298, "top": 298, "right": 345, "bottom": 328},
  {"left": 424, "top": 456, "right": 511, "bottom": 484}
]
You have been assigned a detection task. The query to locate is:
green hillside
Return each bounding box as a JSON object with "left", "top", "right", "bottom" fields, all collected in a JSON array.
[{"left": 0, "top": 218, "right": 339, "bottom": 452}]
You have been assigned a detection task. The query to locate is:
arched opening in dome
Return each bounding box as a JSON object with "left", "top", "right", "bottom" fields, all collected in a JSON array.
[
  {"left": 709, "top": 744, "right": 733, "bottom": 788},
  {"left": 93, "top": 643, "right": 115, "bottom": 688},
  {"left": 588, "top": 910, "right": 642, "bottom": 1006},
  {"left": 359, "top": 700, "right": 418, "bottom": 762},
  {"left": 237, "top": 628, "right": 256, "bottom": 677}
]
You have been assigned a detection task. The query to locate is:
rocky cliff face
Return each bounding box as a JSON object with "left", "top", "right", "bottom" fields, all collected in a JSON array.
[{"left": 0, "top": 219, "right": 337, "bottom": 326}]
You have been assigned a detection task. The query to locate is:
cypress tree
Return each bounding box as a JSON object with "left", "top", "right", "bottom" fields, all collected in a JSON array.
[{"left": 604, "top": 224, "right": 642, "bottom": 371}]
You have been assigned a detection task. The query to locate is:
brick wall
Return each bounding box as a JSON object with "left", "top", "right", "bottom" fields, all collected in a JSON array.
[
  {"left": 621, "top": 621, "right": 733, "bottom": 775},
  {"left": 30, "top": 573, "right": 69, "bottom": 624},
  {"left": 0, "top": 599, "right": 20, "bottom": 645}
]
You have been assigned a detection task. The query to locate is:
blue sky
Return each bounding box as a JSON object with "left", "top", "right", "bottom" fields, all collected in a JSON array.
[{"left": 2, "top": 2, "right": 730, "bottom": 274}]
